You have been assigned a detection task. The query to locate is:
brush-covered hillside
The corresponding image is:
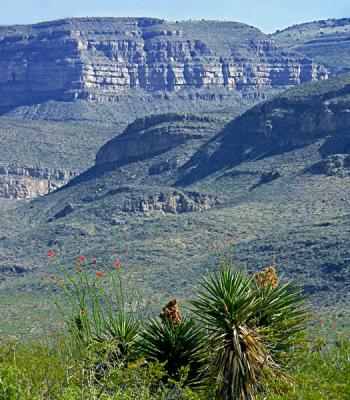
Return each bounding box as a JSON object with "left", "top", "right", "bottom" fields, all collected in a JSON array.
[
  {"left": 273, "top": 18, "right": 350, "bottom": 74},
  {"left": 1, "top": 74, "right": 349, "bottom": 334}
]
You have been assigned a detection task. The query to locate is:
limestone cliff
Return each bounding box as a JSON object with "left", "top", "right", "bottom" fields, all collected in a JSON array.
[
  {"left": 0, "top": 163, "right": 76, "bottom": 199},
  {"left": 0, "top": 17, "right": 328, "bottom": 112},
  {"left": 123, "top": 189, "right": 218, "bottom": 215},
  {"left": 95, "top": 113, "right": 223, "bottom": 166}
]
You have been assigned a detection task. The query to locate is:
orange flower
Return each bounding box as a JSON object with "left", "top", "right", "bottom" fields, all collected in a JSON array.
[
  {"left": 114, "top": 261, "right": 121, "bottom": 268},
  {"left": 76, "top": 265, "right": 83, "bottom": 272},
  {"left": 97, "top": 271, "right": 103, "bottom": 279},
  {"left": 47, "top": 250, "right": 55, "bottom": 257}
]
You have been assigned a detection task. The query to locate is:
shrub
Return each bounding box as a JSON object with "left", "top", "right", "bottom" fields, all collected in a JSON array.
[
  {"left": 191, "top": 265, "right": 308, "bottom": 399},
  {"left": 139, "top": 300, "right": 208, "bottom": 387}
]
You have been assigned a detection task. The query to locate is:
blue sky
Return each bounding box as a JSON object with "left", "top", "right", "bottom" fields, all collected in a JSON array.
[{"left": 1, "top": 0, "right": 349, "bottom": 33}]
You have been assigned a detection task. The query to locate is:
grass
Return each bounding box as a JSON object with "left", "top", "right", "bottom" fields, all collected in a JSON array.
[{"left": 0, "top": 336, "right": 347, "bottom": 399}]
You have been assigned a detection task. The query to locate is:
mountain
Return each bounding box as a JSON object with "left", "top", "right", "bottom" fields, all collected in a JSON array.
[
  {"left": 272, "top": 18, "right": 350, "bottom": 75},
  {"left": 1, "top": 74, "right": 349, "bottom": 333},
  {"left": 0, "top": 17, "right": 331, "bottom": 201},
  {"left": 179, "top": 72, "right": 350, "bottom": 183},
  {"left": 0, "top": 17, "right": 328, "bottom": 113}
]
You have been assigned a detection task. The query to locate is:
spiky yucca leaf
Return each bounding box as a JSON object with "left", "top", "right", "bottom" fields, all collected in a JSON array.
[
  {"left": 191, "top": 267, "right": 308, "bottom": 399},
  {"left": 139, "top": 318, "right": 208, "bottom": 387},
  {"left": 93, "top": 313, "right": 140, "bottom": 364}
]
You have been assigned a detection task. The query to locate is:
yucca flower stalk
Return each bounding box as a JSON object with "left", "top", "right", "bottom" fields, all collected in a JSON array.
[
  {"left": 191, "top": 265, "right": 308, "bottom": 400},
  {"left": 139, "top": 300, "right": 208, "bottom": 387}
]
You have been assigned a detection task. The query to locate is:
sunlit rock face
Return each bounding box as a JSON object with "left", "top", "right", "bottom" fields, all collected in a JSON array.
[
  {"left": 0, "top": 17, "right": 328, "bottom": 112},
  {"left": 0, "top": 163, "right": 76, "bottom": 199}
]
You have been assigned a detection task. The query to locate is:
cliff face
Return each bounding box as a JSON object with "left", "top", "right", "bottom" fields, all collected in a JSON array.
[
  {"left": 0, "top": 163, "right": 75, "bottom": 199},
  {"left": 0, "top": 17, "right": 328, "bottom": 111},
  {"left": 95, "top": 113, "right": 223, "bottom": 166},
  {"left": 178, "top": 73, "right": 350, "bottom": 183}
]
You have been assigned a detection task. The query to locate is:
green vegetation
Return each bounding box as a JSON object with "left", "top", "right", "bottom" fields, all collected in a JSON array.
[
  {"left": 272, "top": 18, "right": 350, "bottom": 74},
  {"left": 0, "top": 251, "right": 348, "bottom": 399}
]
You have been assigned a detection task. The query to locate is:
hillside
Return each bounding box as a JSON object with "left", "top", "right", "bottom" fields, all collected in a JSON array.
[
  {"left": 0, "top": 17, "right": 333, "bottom": 200},
  {"left": 0, "top": 75, "right": 349, "bottom": 334},
  {"left": 0, "top": 94, "right": 249, "bottom": 199},
  {"left": 179, "top": 72, "right": 350, "bottom": 182},
  {"left": 272, "top": 18, "right": 350, "bottom": 74}
]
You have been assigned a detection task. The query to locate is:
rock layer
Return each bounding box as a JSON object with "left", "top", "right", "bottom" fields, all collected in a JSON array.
[
  {"left": 0, "top": 163, "right": 76, "bottom": 199},
  {"left": 95, "top": 113, "right": 222, "bottom": 165},
  {"left": 123, "top": 190, "right": 218, "bottom": 215},
  {"left": 0, "top": 17, "right": 328, "bottom": 111}
]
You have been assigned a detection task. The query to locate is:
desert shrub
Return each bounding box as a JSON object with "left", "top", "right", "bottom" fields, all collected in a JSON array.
[
  {"left": 138, "top": 300, "right": 208, "bottom": 387},
  {"left": 258, "top": 334, "right": 350, "bottom": 399},
  {"left": 48, "top": 254, "right": 142, "bottom": 368}
]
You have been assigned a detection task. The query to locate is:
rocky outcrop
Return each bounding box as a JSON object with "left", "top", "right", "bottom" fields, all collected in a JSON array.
[
  {"left": 0, "top": 17, "right": 328, "bottom": 112},
  {"left": 0, "top": 163, "right": 76, "bottom": 199},
  {"left": 123, "top": 190, "right": 218, "bottom": 215},
  {"left": 95, "top": 113, "right": 223, "bottom": 165},
  {"left": 309, "top": 154, "right": 350, "bottom": 177}
]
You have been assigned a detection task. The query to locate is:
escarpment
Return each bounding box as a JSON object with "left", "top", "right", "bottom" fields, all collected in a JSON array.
[
  {"left": 95, "top": 113, "right": 224, "bottom": 166},
  {"left": 0, "top": 163, "right": 76, "bottom": 199},
  {"left": 178, "top": 73, "right": 350, "bottom": 183},
  {"left": 0, "top": 17, "right": 328, "bottom": 112}
]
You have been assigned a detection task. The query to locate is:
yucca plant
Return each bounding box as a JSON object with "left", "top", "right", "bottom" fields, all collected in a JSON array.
[
  {"left": 190, "top": 266, "right": 308, "bottom": 400},
  {"left": 138, "top": 301, "right": 208, "bottom": 387},
  {"left": 93, "top": 313, "right": 141, "bottom": 364}
]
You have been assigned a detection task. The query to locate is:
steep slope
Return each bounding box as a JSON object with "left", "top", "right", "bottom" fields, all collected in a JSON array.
[
  {"left": 179, "top": 73, "right": 350, "bottom": 183},
  {"left": 272, "top": 18, "right": 350, "bottom": 75},
  {"left": 0, "top": 17, "right": 328, "bottom": 113}
]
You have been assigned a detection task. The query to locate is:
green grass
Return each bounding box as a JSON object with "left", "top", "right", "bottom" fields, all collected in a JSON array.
[{"left": 0, "top": 328, "right": 348, "bottom": 399}]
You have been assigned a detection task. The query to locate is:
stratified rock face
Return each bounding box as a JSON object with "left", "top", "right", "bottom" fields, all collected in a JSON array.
[
  {"left": 123, "top": 190, "right": 218, "bottom": 215},
  {"left": 0, "top": 163, "right": 76, "bottom": 199},
  {"left": 95, "top": 113, "right": 223, "bottom": 165},
  {"left": 0, "top": 17, "right": 328, "bottom": 111}
]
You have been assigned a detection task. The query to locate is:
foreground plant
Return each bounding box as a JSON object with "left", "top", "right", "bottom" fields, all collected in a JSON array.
[
  {"left": 49, "top": 254, "right": 141, "bottom": 366},
  {"left": 139, "top": 300, "right": 208, "bottom": 387},
  {"left": 191, "top": 265, "right": 308, "bottom": 400}
]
